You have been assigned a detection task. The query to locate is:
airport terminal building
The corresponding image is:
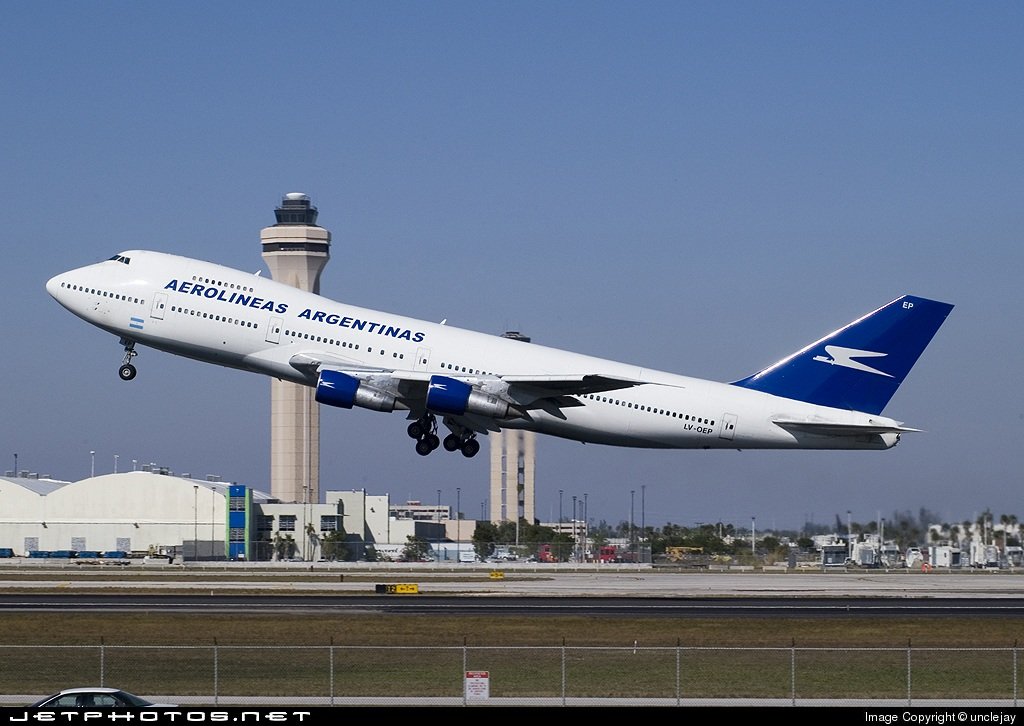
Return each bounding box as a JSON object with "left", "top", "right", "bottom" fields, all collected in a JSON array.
[{"left": 0, "top": 470, "right": 449, "bottom": 562}]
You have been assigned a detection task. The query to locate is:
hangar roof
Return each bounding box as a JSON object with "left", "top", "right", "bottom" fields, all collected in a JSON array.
[
  {"left": 0, "top": 476, "right": 70, "bottom": 496},
  {"left": 0, "top": 473, "right": 272, "bottom": 501}
]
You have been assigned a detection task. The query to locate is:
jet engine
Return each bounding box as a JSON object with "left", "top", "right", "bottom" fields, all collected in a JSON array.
[
  {"left": 315, "top": 369, "right": 397, "bottom": 412},
  {"left": 425, "top": 375, "right": 519, "bottom": 419}
]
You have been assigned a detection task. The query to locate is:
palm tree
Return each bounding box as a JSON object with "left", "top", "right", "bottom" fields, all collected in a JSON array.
[
  {"left": 272, "top": 533, "right": 296, "bottom": 561},
  {"left": 305, "top": 522, "right": 320, "bottom": 561}
]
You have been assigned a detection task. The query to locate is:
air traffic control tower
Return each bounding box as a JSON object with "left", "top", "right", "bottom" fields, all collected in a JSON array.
[
  {"left": 260, "top": 193, "right": 331, "bottom": 504},
  {"left": 489, "top": 331, "right": 537, "bottom": 525}
]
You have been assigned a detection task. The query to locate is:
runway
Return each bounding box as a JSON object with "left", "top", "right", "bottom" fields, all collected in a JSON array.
[
  {"left": 2, "top": 593, "right": 1024, "bottom": 616},
  {"left": 1, "top": 567, "right": 1023, "bottom": 613}
]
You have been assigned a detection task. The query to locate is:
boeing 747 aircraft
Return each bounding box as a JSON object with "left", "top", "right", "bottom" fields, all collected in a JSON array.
[{"left": 47, "top": 251, "right": 952, "bottom": 459}]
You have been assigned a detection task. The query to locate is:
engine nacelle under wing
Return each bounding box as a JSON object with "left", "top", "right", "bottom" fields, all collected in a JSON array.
[
  {"left": 426, "top": 375, "right": 518, "bottom": 419},
  {"left": 315, "top": 369, "right": 397, "bottom": 412}
]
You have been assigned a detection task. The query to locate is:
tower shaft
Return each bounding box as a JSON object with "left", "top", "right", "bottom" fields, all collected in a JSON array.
[
  {"left": 489, "top": 429, "right": 536, "bottom": 525},
  {"left": 260, "top": 193, "right": 330, "bottom": 504}
]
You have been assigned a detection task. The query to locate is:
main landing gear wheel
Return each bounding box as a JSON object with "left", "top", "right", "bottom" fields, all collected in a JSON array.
[
  {"left": 410, "top": 414, "right": 440, "bottom": 456},
  {"left": 441, "top": 420, "right": 482, "bottom": 458},
  {"left": 415, "top": 433, "right": 440, "bottom": 456},
  {"left": 411, "top": 414, "right": 481, "bottom": 457},
  {"left": 119, "top": 338, "right": 138, "bottom": 381},
  {"left": 461, "top": 437, "right": 480, "bottom": 458}
]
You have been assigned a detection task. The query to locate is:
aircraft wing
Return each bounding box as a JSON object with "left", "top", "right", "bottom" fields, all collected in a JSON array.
[
  {"left": 293, "top": 352, "right": 643, "bottom": 395},
  {"left": 289, "top": 351, "right": 393, "bottom": 375},
  {"left": 292, "top": 352, "right": 646, "bottom": 414},
  {"left": 500, "top": 374, "right": 646, "bottom": 397}
]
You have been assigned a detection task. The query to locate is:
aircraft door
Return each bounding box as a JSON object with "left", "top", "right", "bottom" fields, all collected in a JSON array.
[
  {"left": 265, "top": 316, "right": 283, "bottom": 344},
  {"left": 151, "top": 292, "right": 167, "bottom": 320},
  {"left": 719, "top": 413, "right": 737, "bottom": 441},
  {"left": 414, "top": 347, "right": 431, "bottom": 371}
]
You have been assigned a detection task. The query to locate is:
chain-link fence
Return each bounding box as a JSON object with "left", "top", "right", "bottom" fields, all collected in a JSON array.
[{"left": 3, "top": 642, "right": 1020, "bottom": 706}]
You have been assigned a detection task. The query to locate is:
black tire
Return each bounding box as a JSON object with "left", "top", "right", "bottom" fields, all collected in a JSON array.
[
  {"left": 462, "top": 438, "right": 480, "bottom": 458},
  {"left": 443, "top": 434, "right": 461, "bottom": 452},
  {"left": 407, "top": 422, "right": 423, "bottom": 439},
  {"left": 415, "top": 439, "right": 434, "bottom": 456},
  {"left": 119, "top": 364, "right": 137, "bottom": 381},
  {"left": 426, "top": 434, "right": 441, "bottom": 451}
]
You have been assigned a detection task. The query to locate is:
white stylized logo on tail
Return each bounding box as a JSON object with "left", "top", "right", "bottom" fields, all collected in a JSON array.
[{"left": 813, "top": 346, "right": 893, "bottom": 378}]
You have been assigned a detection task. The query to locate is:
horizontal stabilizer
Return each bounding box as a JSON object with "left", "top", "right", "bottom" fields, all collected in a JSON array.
[{"left": 772, "top": 419, "right": 921, "bottom": 436}]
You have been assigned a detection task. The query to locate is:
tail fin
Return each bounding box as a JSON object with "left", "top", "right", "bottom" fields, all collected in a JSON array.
[{"left": 730, "top": 295, "right": 953, "bottom": 415}]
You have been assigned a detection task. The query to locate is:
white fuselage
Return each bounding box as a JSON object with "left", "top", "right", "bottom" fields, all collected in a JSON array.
[{"left": 47, "top": 251, "right": 901, "bottom": 451}]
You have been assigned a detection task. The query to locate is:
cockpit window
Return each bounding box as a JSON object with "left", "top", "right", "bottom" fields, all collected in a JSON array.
[{"left": 108, "top": 255, "right": 131, "bottom": 265}]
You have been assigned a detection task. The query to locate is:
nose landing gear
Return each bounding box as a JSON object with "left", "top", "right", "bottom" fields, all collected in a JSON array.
[{"left": 118, "top": 338, "right": 138, "bottom": 381}]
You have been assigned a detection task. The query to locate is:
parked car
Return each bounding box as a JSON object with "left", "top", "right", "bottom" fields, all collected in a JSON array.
[{"left": 29, "top": 688, "right": 177, "bottom": 708}]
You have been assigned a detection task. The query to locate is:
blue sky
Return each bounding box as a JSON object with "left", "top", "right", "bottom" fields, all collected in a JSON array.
[{"left": 2, "top": 2, "right": 1021, "bottom": 532}]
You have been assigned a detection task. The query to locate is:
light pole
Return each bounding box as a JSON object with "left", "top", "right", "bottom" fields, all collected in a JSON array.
[
  {"left": 567, "top": 495, "right": 575, "bottom": 562},
  {"left": 572, "top": 495, "right": 578, "bottom": 562},
  {"left": 90, "top": 451, "right": 95, "bottom": 478},
  {"left": 583, "top": 492, "right": 588, "bottom": 559},
  {"left": 301, "top": 485, "right": 308, "bottom": 561},
  {"left": 132, "top": 459, "right": 137, "bottom": 472},
  {"left": 456, "top": 487, "right": 461, "bottom": 560},
  {"left": 847, "top": 510, "right": 854, "bottom": 561},
  {"left": 192, "top": 485, "right": 198, "bottom": 564},
  {"left": 211, "top": 488, "right": 216, "bottom": 560},
  {"left": 13, "top": 453, "right": 17, "bottom": 477},
  {"left": 641, "top": 485, "right": 646, "bottom": 563},
  {"left": 751, "top": 516, "right": 756, "bottom": 558},
  {"left": 360, "top": 488, "right": 367, "bottom": 562},
  {"left": 436, "top": 488, "right": 441, "bottom": 563},
  {"left": 114, "top": 454, "right": 119, "bottom": 474},
  {"left": 630, "top": 489, "right": 635, "bottom": 559}
]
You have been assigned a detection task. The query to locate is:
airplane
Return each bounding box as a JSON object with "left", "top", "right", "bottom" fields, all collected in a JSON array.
[{"left": 47, "top": 250, "right": 953, "bottom": 459}]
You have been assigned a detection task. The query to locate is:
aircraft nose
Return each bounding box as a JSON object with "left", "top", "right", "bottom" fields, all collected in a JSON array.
[{"left": 46, "top": 273, "right": 64, "bottom": 300}]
